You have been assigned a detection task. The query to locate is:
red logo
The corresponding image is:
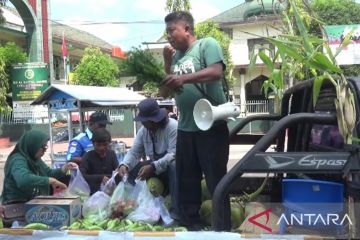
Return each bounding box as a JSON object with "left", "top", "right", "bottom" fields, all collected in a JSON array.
[{"left": 248, "top": 208, "right": 272, "bottom": 232}]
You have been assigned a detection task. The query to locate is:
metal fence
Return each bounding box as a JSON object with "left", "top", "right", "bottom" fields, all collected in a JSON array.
[
  {"left": 0, "top": 108, "right": 131, "bottom": 125},
  {"left": 244, "top": 100, "right": 269, "bottom": 114},
  {"left": 0, "top": 111, "right": 49, "bottom": 124},
  {"left": 0, "top": 101, "right": 269, "bottom": 125}
]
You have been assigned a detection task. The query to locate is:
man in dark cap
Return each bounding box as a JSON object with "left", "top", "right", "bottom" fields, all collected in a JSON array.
[
  {"left": 66, "top": 111, "right": 111, "bottom": 164},
  {"left": 118, "top": 98, "right": 179, "bottom": 219}
]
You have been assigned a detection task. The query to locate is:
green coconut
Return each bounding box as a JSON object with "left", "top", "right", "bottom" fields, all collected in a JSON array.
[
  {"left": 199, "top": 200, "right": 212, "bottom": 226},
  {"left": 201, "top": 179, "right": 211, "bottom": 201},
  {"left": 199, "top": 200, "right": 245, "bottom": 229},
  {"left": 230, "top": 202, "right": 245, "bottom": 229},
  {"left": 147, "top": 177, "right": 164, "bottom": 197}
]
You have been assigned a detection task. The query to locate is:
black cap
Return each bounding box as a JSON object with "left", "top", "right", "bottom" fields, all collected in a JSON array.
[{"left": 89, "top": 111, "right": 111, "bottom": 125}]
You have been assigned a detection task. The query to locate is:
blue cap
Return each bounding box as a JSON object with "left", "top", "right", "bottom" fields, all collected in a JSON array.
[{"left": 134, "top": 98, "right": 167, "bottom": 122}]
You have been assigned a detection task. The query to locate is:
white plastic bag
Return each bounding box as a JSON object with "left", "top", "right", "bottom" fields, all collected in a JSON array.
[
  {"left": 82, "top": 191, "right": 111, "bottom": 223},
  {"left": 100, "top": 171, "right": 118, "bottom": 196},
  {"left": 127, "top": 180, "right": 160, "bottom": 224},
  {"left": 154, "top": 196, "right": 174, "bottom": 226},
  {"left": 67, "top": 168, "right": 90, "bottom": 203},
  {"left": 109, "top": 176, "right": 142, "bottom": 218}
]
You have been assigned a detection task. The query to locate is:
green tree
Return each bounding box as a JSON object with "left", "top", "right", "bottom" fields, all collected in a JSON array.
[
  {"left": 165, "top": 0, "right": 191, "bottom": 12},
  {"left": 0, "top": 42, "right": 27, "bottom": 111},
  {"left": 119, "top": 47, "right": 165, "bottom": 96},
  {"left": 0, "top": 58, "right": 10, "bottom": 112},
  {"left": 0, "top": 42, "right": 27, "bottom": 85},
  {"left": 73, "top": 47, "right": 119, "bottom": 87},
  {"left": 195, "top": 21, "right": 235, "bottom": 88},
  {"left": 311, "top": 0, "right": 360, "bottom": 26},
  {"left": 310, "top": 0, "right": 360, "bottom": 77}
]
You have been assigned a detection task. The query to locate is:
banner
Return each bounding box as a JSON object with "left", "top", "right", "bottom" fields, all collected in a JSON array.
[
  {"left": 11, "top": 62, "right": 49, "bottom": 121},
  {"left": 325, "top": 24, "right": 360, "bottom": 65}
]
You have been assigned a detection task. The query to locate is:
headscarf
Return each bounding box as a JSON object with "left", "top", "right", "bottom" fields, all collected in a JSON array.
[{"left": 5, "top": 129, "right": 49, "bottom": 176}]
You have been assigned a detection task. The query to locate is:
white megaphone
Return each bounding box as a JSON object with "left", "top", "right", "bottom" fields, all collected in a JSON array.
[{"left": 193, "top": 99, "right": 240, "bottom": 131}]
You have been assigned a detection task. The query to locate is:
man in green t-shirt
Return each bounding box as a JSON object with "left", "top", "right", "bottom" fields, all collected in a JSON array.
[{"left": 161, "top": 11, "right": 230, "bottom": 230}]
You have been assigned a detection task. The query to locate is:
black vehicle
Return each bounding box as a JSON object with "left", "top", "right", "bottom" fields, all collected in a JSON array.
[{"left": 212, "top": 78, "right": 360, "bottom": 237}]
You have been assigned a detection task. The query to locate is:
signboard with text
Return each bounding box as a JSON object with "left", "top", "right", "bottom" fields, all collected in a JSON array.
[{"left": 11, "top": 63, "right": 49, "bottom": 121}]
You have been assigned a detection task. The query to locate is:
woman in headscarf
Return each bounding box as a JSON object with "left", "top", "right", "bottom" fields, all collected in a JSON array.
[{"left": 1, "top": 130, "right": 77, "bottom": 204}]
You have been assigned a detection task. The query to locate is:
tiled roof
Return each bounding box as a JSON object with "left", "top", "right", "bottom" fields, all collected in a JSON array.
[
  {"left": 2, "top": 6, "right": 113, "bottom": 51},
  {"left": 51, "top": 22, "right": 113, "bottom": 51}
]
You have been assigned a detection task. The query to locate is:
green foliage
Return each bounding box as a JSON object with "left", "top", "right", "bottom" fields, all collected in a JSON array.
[
  {"left": 310, "top": 0, "right": 360, "bottom": 79},
  {"left": 165, "top": 0, "right": 191, "bottom": 12},
  {"left": 250, "top": 0, "right": 322, "bottom": 100},
  {"left": 142, "top": 82, "right": 160, "bottom": 97},
  {"left": 73, "top": 47, "right": 119, "bottom": 87},
  {"left": 256, "top": 0, "right": 355, "bottom": 143},
  {"left": 120, "top": 47, "right": 165, "bottom": 96},
  {"left": 311, "top": 0, "right": 360, "bottom": 26},
  {"left": 0, "top": 58, "right": 10, "bottom": 112},
  {"left": 0, "top": 42, "right": 27, "bottom": 111},
  {"left": 0, "top": 42, "right": 27, "bottom": 77},
  {"left": 195, "top": 21, "right": 235, "bottom": 88}
]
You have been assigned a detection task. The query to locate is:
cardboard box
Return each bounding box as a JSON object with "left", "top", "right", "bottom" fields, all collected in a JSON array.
[{"left": 25, "top": 196, "right": 81, "bottom": 229}]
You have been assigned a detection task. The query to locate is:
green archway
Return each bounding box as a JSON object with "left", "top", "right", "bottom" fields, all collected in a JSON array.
[{"left": 9, "top": 0, "right": 43, "bottom": 62}]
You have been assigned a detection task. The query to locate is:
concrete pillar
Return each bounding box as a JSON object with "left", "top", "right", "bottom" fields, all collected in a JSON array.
[
  {"left": 10, "top": 0, "right": 50, "bottom": 67},
  {"left": 239, "top": 68, "right": 246, "bottom": 114},
  {"left": 47, "top": 0, "right": 54, "bottom": 81}
]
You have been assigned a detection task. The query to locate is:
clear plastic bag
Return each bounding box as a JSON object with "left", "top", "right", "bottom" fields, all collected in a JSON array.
[
  {"left": 127, "top": 180, "right": 160, "bottom": 224},
  {"left": 154, "top": 196, "right": 174, "bottom": 226},
  {"left": 100, "top": 171, "right": 118, "bottom": 196},
  {"left": 82, "top": 191, "right": 111, "bottom": 223},
  {"left": 109, "top": 176, "right": 141, "bottom": 218},
  {"left": 67, "top": 168, "right": 90, "bottom": 203}
]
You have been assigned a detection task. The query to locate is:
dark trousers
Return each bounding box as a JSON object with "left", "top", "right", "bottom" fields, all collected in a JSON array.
[{"left": 176, "top": 122, "right": 230, "bottom": 226}]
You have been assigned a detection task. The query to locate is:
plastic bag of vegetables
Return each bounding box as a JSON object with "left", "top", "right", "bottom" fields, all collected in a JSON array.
[
  {"left": 100, "top": 171, "right": 118, "bottom": 196},
  {"left": 67, "top": 168, "right": 90, "bottom": 203},
  {"left": 82, "top": 191, "right": 111, "bottom": 222},
  {"left": 127, "top": 180, "right": 160, "bottom": 224},
  {"left": 109, "top": 175, "right": 141, "bottom": 218}
]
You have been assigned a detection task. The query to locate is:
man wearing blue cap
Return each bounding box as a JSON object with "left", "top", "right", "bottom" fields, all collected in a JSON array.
[{"left": 118, "top": 98, "right": 179, "bottom": 219}]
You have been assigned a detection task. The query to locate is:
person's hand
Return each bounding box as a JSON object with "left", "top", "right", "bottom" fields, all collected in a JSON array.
[
  {"left": 163, "top": 45, "right": 175, "bottom": 65},
  {"left": 137, "top": 164, "right": 154, "bottom": 180},
  {"left": 61, "top": 162, "right": 78, "bottom": 174},
  {"left": 102, "top": 176, "right": 110, "bottom": 185},
  {"left": 49, "top": 177, "right": 67, "bottom": 192},
  {"left": 118, "top": 165, "right": 129, "bottom": 177},
  {"left": 163, "top": 74, "right": 185, "bottom": 90}
]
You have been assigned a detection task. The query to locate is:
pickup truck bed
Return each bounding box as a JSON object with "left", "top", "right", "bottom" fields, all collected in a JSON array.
[{"left": 212, "top": 78, "right": 360, "bottom": 237}]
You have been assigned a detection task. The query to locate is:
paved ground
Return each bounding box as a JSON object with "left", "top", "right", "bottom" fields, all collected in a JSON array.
[{"left": 0, "top": 140, "right": 254, "bottom": 194}]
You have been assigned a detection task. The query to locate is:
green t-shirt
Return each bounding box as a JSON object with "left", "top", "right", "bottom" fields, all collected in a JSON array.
[{"left": 171, "top": 37, "right": 226, "bottom": 132}]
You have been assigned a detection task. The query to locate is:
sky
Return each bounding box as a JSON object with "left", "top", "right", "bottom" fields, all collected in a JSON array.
[{"left": 49, "top": 0, "right": 243, "bottom": 51}]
